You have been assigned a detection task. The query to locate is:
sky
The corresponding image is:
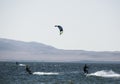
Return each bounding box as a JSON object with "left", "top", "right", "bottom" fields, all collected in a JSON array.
[{"left": 0, "top": 0, "right": 120, "bottom": 51}]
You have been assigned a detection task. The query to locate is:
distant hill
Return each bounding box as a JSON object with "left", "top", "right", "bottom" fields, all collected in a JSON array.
[
  {"left": 0, "top": 38, "right": 57, "bottom": 52},
  {"left": 0, "top": 38, "right": 120, "bottom": 62}
]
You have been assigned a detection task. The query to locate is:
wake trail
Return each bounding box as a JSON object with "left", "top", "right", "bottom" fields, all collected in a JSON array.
[
  {"left": 18, "top": 64, "right": 26, "bottom": 66},
  {"left": 33, "top": 72, "right": 59, "bottom": 75},
  {"left": 87, "top": 70, "right": 120, "bottom": 78}
]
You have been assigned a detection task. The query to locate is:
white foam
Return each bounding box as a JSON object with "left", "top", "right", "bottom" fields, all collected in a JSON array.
[
  {"left": 19, "top": 64, "right": 26, "bottom": 66},
  {"left": 87, "top": 70, "right": 120, "bottom": 78},
  {"left": 33, "top": 72, "right": 59, "bottom": 75}
]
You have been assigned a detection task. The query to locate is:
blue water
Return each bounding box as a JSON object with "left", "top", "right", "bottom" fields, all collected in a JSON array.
[{"left": 0, "top": 62, "right": 120, "bottom": 84}]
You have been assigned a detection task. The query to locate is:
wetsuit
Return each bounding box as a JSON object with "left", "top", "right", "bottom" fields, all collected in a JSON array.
[
  {"left": 26, "top": 65, "right": 32, "bottom": 74},
  {"left": 16, "top": 62, "right": 19, "bottom": 65},
  {"left": 83, "top": 64, "right": 88, "bottom": 74}
]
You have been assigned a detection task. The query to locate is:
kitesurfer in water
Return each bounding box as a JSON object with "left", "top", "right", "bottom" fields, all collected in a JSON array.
[
  {"left": 83, "top": 64, "right": 89, "bottom": 74},
  {"left": 25, "top": 65, "right": 32, "bottom": 74},
  {"left": 16, "top": 62, "right": 19, "bottom": 65}
]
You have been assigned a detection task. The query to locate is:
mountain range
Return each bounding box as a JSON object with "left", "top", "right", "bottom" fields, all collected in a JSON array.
[{"left": 0, "top": 38, "right": 120, "bottom": 62}]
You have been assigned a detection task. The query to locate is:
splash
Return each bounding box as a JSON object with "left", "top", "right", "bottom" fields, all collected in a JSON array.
[
  {"left": 87, "top": 70, "right": 120, "bottom": 78},
  {"left": 33, "top": 72, "right": 59, "bottom": 75},
  {"left": 18, "top": 64, "right": 26, "bottom": 66}
]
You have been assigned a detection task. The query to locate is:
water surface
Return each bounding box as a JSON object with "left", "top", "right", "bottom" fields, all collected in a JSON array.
[{"left": 0, "top": 62, "right": 120, "bottom": 84}]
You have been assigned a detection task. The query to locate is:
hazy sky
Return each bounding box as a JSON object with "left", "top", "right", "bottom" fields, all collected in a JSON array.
[{"left": 0, "top": 0, "right": 120, "bottom": 51}]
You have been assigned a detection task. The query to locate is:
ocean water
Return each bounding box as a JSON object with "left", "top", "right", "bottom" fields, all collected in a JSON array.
[{"left": 0, "top": 62, "right": 120, "bottom": 84}]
